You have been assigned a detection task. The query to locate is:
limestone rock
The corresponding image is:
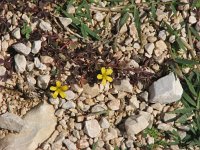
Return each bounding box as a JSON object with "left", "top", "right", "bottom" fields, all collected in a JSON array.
[
  {"left": 12, "top": 43, "right": 31, "bottom": 56},
  {"left": 37, "top": 74, "right": 50, "bottom": 89},
  {"left": 0, "top": 112, "right": 24, "bottom": 132},
  {"left": 125, "top": 114, "right": 149, "bottom": 137},
  {"left": 149, "top": 72, "right": 183, "bottom": 104},
  {"left": 0, "top": 102, "right": 57, "bottom": 150},
  {"left": 84, "top": 119, "right": 101, "bottom": 138},
  {"left": 14, "top": 54, "right": 27, "bottom": 73},
  {"left": 114, "top": 78, "right": 133, "bottom": 93},
  {"left": 32, "top": 40, "right": 42, "bottom": 54}
]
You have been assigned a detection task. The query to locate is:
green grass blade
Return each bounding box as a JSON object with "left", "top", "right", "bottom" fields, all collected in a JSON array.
[
  {"left": 184, "top": 77, "right": 197, "bottom": 97},
  {"left": 151, "top": 3, "right": 156, "bottom": 20},
  {"left": 190, "top": 27, "right": 200, "bottom": 41},
  {"left": 174, "top": 58, "right": 199, "bottom": 66},
  {"left": 134, "top": 7, "right": 141, "bottom": 39},
  {"left": 82, "top": 23, "right": 100, "bottom": 40},
  {"left": 119, "top": 12, "right": 129, "bottom": 29},
  {"left": 182, "top": 92, "right": 196, "bottom": 107}
]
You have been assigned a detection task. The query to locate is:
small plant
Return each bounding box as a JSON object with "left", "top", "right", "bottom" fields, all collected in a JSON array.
[
  {"left": 21, "top": 22, "right": 32, "bottom": 39},
  {"left": 97, "top": 67, "right": 113, "bottom": 86},
  {"left": 143, "top": 127, "right": 168, "bottom": 149},
  {"left": 50, "top": 81, "right": 68, "bottom": 98}
]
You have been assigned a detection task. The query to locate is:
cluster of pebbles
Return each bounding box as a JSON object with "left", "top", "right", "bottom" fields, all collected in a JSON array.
[{"left": 0, "top": 0, "right": 199, "bottom": 150}]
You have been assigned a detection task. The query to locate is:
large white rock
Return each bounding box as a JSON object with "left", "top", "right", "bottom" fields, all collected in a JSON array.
[
  {"left": 0, "top": 112, "right": 25, "bottom": 132},
  {"left": 14, "top": 54, "right": 27, "bottom": 73},
  {"left": 125, "top": 114, "right": 149, "bottom": 137},
  {"left": 0, "top": 102, "right": 57, "bottom": 150},
  {"left": 12, "top": 43, "right": 31, "bottom": 56},
  {"left": 84, "top": 119, "right": 101, "bottom": 138},
  {"left": 149, "top": 72, "right": 183, "bottom": 104}
]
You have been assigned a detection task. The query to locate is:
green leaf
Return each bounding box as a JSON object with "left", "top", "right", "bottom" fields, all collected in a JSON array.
[
  {"left": 184, "top": 77, "right": 197, "bottom": 97},
  {"left": 174, "top": 58, "right": 199, "bottom": 66},
  {"left": 182, "top": 92, "right": 196, "bottom": 107},
  {"left": 81, "top": 23, "right": 100, "bottom": 40},
  {"left": 134, "top": 7, "right": 141, "bottom": 39},
  {"left": 170, "top": 3, "right": 177, "bottom": 15},
  {"left": 119, "top": 12, "right": 129, "bottom": 29},
  {"left": 92, "top": 142, "right": 98, "bottom": 150},
  {"left": 176, "top": 37, "right": 186, "bottom": 51},
  {"left": 151, "top": 3, "right": 156, "bottom": 20},
  {"left": 170, "top": 107, "right": 195, "bottom": 114},
  {"left": 190, "top": 27, "right": 200, "bottom": 41},
  {"left": 80, "top": 23, "right": 88, "bottom": 38}
]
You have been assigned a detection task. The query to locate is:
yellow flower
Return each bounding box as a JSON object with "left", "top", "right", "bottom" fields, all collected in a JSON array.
[
  {"left": 97, "top": 67, "right": 113, "bottom": 86},
  {"left": 50, "top": 81, "right": 69, "bottom": 99}
]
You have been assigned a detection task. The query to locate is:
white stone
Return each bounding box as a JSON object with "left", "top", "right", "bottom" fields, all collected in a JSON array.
[
  {"left": 99, "top": 118, "right": 110, "bottom": 129},
  {"left": 125, "top": 115, "right": 149, "bottom": 137},
  {"left": 158, "top": 30, "right": 166, "bottom": 40},
  {"left": 37, "top": 74, "right": 50, "bottom": 89},
  {"left": 40, "top": 55, "right": 54, "bottom": 64},
  {"left": 32, "top": 40, "right": 42, "bottom": 54},
  {"left": 163, "top": 113, "right": 176, "bottom": 122},
  {"left": 155, "top": 40, "right": 167, "bottom": 50},
  {"left": 129, "top": 95, "right": 139, "bottom": 109},
  {"left": 62, "top": 100, "right": 76, "bottom": 109},
  {"left": 91, "top": 104, "right": 107, "bottom": 113},
  {"left": 195, "top": 21, "right": 200, "bottom": 31},
  {"left": 0, "top": 102, "right": 57, "bottom": 150},
  {"left": 12, "top": 27, "right": 21, "bottom": 39},
  {"left": 83, "top": 83, "right": 100, "bottom": 98},
  {"left": 39, "top": 20, "right": 52, "bottom": 31},
  {"left": 94, "top": 12, "right": 104, "bottom": 22},
  {"left": 157, "top": 123, "right": 175, "bottom": 132},
  {"left": 1, "top": 40, "right": 8, "bottom": 51},
  {"left": 63, "top": 139, "right": 77, "bottom": 150},
  {"left": 67, "top": 4, "right": 76, "bottom": 14},
  {"left": 189, "top": 16, "right": 197, "bottom": 24},
  {"left": 169, "top": 35, "right": 176, "bottom": 43},
  {"left": 114, "top": 78, "right": 133, "bottom": 93},
  {"left": 12, "top": 43, "right": 31, "bottom": 56},
  {"left": 58, "top": 17, "right": 72, "bottom": 30},
  {"left": 196, "top": 41, "right": 200, "bottom": 50},
  {"left": 127, "top": 60, "right": 139, "bottom": 68},
  {"left": 14, "top": 54, "right": 27, "bottom": 73},
  {"left": 27, "top": 76, "right": 36, "bottom": 86},
  {"left": 107, "top": 99, "right": 120, "bottom": 110},
  {"left": 22, "top": 14, "right": 30, "bottom": 23},
  {"left": 55, "top": 109, "right": 64, "bottom": 118},
  {"left": 149, "top": 72, "right": 183, "bottom": 104},
  {"left": 145, "top": 43, "right": 155, "bottom": 55},
  {"left": 65, "top": 90, "right": 76, "bottom": 100},
  {"left": 84, "top": 119, "right": 101, "bottom": 138},
  {"left": 0, "top": 66, "right": 6, "bottom": 76},
  {"left": 151, "top": 103, "right": 164, "bottom": 111},
  {"left": 0, "top": 112, "right": 24, "bottom": 132},
  {"left": 34, "top": 57, "right": 47, "bottom": 70}
]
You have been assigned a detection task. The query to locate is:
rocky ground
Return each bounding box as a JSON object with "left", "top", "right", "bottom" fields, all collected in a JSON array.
[{"left": 0, "top": 0, "right": 200, "bottom": 150}]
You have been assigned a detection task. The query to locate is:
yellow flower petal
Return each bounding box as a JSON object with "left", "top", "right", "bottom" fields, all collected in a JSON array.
[
  {"left": 101, "top": 79, "right": 107, "bottom": 86},
  {"left": 97, "top": 74, "right": 103, "bottom": 79},
  {"left": 61, "top": 85, "right": 68, "bottom": 91},
  {"left": 59, "top": 91, "right": 66, "bottom": 98},
  {"left": 50, "top": 86, "right": 57, "bottom": 91},
  {"left": 106, "top": 68, "right": 113, "bottom": 75},
  {"left": 52, "top": 90, "right": 59, "bottom": 99},
  {"left": 56, "top": 81, "right": 61, "bottom": 87},
  {"left": 106, "top": 76, "right": 113, "bottom": 82},
  {"left": 101, "top": 67, "right": 106, "bottom": 75}
]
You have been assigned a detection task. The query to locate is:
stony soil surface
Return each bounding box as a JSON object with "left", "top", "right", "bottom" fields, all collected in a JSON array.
[{"left": 0, "top": 0, "right": 199, "bottom": 150}]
